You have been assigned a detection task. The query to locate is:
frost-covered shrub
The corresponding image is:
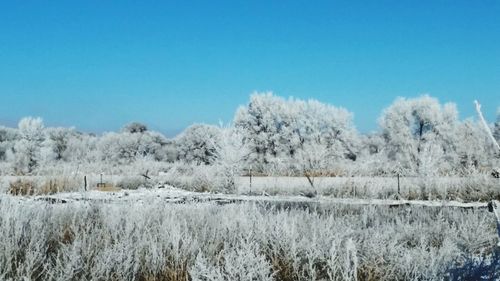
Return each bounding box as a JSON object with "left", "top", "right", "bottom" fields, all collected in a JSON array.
[
  {"left": 187, "top": 165, "right": 236, "bottom": 193},
  {"left": 6, "top": 177, "right": 80, "bottom": 195},
  {"left": 190, "top": 165, "right": 215, "bottom": 192},
  {"left": 162, "top": 163, "right": 236, "bottom": 193},
  {"left": 8, "top": 179, "right": 36, "bottom": 195},
  {"left": 190, "top": 240, "right": 274, "bottom": 281},
  {"left": 174, "top": 124, "right": 221, "bottom": 165},
  {"left": 38, "top": 177, "right": 79, "bottom": 194},
  {"left": 115, "top": 176, "right": 152, "bottom": 190},
  {"left": 97, "top": 132, "right": 164, "bottom": 164}
]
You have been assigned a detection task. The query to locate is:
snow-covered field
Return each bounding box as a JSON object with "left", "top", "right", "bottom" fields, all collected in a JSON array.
[
  {"left": 235, "top": 176, "right": 500, "bottom": 201},
  {"left": 3, "top": 174, "right": 499, "bottom": 202},
  {"left": 25, "top": 186, "right": 490, "bottom": 209},
  {"left": 1, "top": 187, "right": 499, "bottom": 280}
]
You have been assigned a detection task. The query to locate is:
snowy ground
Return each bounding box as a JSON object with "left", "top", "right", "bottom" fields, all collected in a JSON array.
[{"left": 17, "top": 185, "right": 488, "bottom": 210}]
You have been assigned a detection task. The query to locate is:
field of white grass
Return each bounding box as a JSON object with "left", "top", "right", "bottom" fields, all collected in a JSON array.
[
  {"left": 236, "top": 176, "right": 500, "bottom": 201},
  {"left": 1, "top": 188, "right": 499, "bottom": 281},
  {"left": 2, "top": 173, "right": 500, "bottom": 280}
]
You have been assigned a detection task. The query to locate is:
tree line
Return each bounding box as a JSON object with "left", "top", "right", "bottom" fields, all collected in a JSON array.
[{"left": 0, "top": 93, "right": 498, "bottom": 176}]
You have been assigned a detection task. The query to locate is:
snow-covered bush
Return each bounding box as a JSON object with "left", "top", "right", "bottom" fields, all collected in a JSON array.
[
  {"left": 97, "top": 130, "right": 166, "bottom": 164},
  {"left": 190, "top": 240, "right": 274, "bottom": 281},
  {"left": 115, "top": 176, "right": 152, "bottom": 190},
  {"left": 162, "top": 163, "right": 236, "bottom": 193},
  {"left": 174, "top": 124, "right": 222, "bottom": 165},
  {"left": 6, "top": 176, "right": 80, "bottom": 195}
]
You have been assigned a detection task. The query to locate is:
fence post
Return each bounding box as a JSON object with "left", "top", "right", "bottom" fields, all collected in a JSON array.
[
  {"left": 84, "top": 176, "right": 87, "bottom": 191},
  {"left": 397, "top": 174, "right": 401, "bottom": 196},
  {"left": 249, "top": 168, "right": 252, "bottom": 193}
]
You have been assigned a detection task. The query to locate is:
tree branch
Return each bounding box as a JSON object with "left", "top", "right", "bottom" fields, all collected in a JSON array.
[{"left": 474, "top": 100, "right": 500, "bottom": 152}]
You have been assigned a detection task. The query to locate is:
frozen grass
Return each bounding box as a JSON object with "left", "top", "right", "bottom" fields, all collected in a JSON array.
[
  {"left": 2, "top": 166, "right": 499, "bottom": 203},
  {"left": 236, "top": 175, "right": 500, "bottom": 202},
  {"left": 0, "top": 174, "right": 155, "bottom": 195},
  {"left": 0, "top": 194, "right": 498, "bottom": 280},
  {"left": 1, "top": 176, "right": 81, "bottom": 195}
]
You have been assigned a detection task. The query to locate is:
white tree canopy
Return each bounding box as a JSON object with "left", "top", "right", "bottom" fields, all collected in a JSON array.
[
  {"left": 234, "top": 92, "right": 359, "bottom": 173},
  {"left": 380, "top": 95, "right": 459, "bottom": 175},
  {"left": 10, "top": 117, "right": 45, "bottom": 174},
  {"left": 175, "top": 124, "right": 222, "bottom": 165}
]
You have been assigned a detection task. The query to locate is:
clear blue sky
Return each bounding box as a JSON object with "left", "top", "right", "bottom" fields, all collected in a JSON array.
[{"left": 0, "top": 1, "right": 499, "bottom": 136}]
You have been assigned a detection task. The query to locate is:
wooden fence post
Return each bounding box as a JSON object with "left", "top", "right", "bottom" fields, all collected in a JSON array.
[
  {"left": 249, "top": 168, "right": 252, "bottom": 193},
  {"left": 397, "top": 174, "right": 400, "bottom": 195}
]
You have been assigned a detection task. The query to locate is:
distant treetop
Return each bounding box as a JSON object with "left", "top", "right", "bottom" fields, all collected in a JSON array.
[{"left": 122, "top": 122, "right": 148, "bottom": 134}]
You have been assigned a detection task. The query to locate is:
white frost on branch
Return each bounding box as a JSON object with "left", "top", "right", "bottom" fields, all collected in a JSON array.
[{"left": 474, "top": 100, "right": 500, "bottom": 152}]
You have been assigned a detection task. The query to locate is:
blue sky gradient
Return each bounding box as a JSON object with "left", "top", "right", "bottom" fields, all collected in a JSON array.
[{"left": 0, "top": 1, "right": 499, "bottom": 136}]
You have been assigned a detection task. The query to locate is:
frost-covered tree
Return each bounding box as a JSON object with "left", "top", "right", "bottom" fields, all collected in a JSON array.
[
  {"left": 63, "top": 133, "right": 99, "bottom": 163},
  {"left": 353, "top": 133, "right": 391, "bottom": 176},
  {"left": 454, "top": 119, "right": 492, "bottom": 172},
  {"left": 474, "top": 101, "right": 500, "bottom": 153},
  {"left": 122, "top": 122, "right": 148, "bottom": 134},
  {"left": 234, "top": 93, "right": 285, "bottom": 168},
  {"left": 40, "top": 127, "right": 77, "bottom": 163},
  {"left": 234, "top": 92, "right": 359, "bottom": 173},
  {"left": 214, "top": 127, "right": 249, "bottom": 169},
  {"left": 494, "top": 108, "right": 500, "bottom": 142},
  {"left": 98, "top": 130, "right": 166, "bottom": 164},
  {"left": 9, "top": 117, "right": 45, "bottom": 174},
  {"left": 0, "top": 126, "right": 18, "bottom": 161},
  {"left": 174, "top": 124, "right": 221, "bottom": 165},
  {"left": 295, "top": 142, "right": 331, "bottom": 188},
  {"left": 209, "top": 127, "right": 250, "bottom": 192},
  {"left": 472, "top": 101, "right": 500, "bottom": 174},
  {"left": 298, "top": 99, "right": 359, "bottom": 161},
  {"left": 380, "top": 95, "right": 459, "bottom": 175}
]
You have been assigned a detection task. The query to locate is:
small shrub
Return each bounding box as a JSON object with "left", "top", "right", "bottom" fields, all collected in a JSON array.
[
  {"left": 190, "top": 241, "right": 275, "bottom": 281},
  {"left": 9, "top": 179, "right": 35, "bottom": 195},
  {"left": 39, "top": 178, "right": 73, "bottom": 194},
  {"left": 162, "top": 164, "right": 236, "bottom": 194},
  {"left": 116, "top": 176, "right": 152, "bottom": 190}
]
